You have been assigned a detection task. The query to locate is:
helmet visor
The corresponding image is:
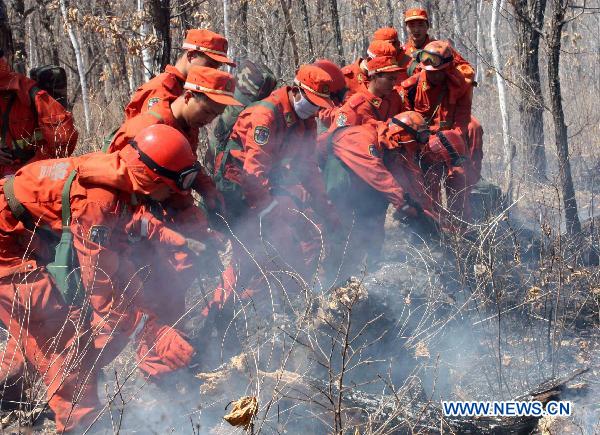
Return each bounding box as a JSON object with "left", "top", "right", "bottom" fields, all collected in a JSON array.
[{"left": 178, "top": 166, "right": 200, "bottom": 191}]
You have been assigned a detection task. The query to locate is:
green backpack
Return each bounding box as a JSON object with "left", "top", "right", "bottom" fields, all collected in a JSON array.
[{"left": 207, "top": 59, "right": 277, "bottom": 173}]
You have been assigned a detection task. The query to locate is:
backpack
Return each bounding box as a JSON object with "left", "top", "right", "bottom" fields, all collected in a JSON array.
[
  {"left": 207, "top": 59, "right": 277, "bottom": 172},
  {"left": 29, "top": 65, "right": 68, "bottom": 109}
]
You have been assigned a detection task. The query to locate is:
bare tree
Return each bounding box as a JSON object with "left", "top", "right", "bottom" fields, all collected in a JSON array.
[
  {"left": 547, "top": 0, "right": 581, "bottom": 235},
  {"left": 511, "top": 0, "right": 548, "bottom": 180},
  {"left": 491, "top": 0, "right": 514, "bottom": 201},
  {"left": 278, "top": 0, "right": 300, "bottom": 67},
  {"left": 59, "top": 0, "right": 91, "bottom": 133},
  {"left": 0, "top": 0, "right": 13, "bottom": 57},
  {"left": 329, "top": 0, "right": 344, "bottom": 64},
  {"left": 149, "top": 0, "right": 171, "bottom": 72},
  {"left": 10, "top": 0, "right": 27, "bottom": 73}
]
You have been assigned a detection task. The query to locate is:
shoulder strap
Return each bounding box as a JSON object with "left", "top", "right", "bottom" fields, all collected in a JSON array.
[
  {"left": 407, "top": 60, "right": 419, "bottom": 78},
  {"left": 1, "top": 92, "right": 17, "bottom": 147},
  {"left": 436, "top": 131, "right": 464, "bottom": 167},
  {"left": 61, "top": 170, "right": 78, "bottom": 227},
  {"left": 28, "top": 85, "right": 42, "bottom": 127},
  {"left": 147, "top": 110, "right": 163, "bottom": 121},
  {"left": 3, "top": 175, "right": 35, "bottom": 229}
]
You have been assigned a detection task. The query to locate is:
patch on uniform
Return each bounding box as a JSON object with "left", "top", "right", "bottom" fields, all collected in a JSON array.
[
  {"left": 147, "top": 97, "right": 161, "bottom": 109},
  {"left": 422, "top": 81, "right": 429, "bottom": 91},
  {"left": 371, "top": 98, "right": 381, "bottom": 108},
  {"left": 38, "top": 161, "right": 70, "bottom": 181},
  {"left": 284, "top": 112, "right": 294, "bottom": 125},
  {"left": 88, "top": 225, "right": 110, "bottom": 246},
  {"left": 336, "top": 113, "right": 347, "bottom": 127},
  {"left": 254, "top": 126, "right": 270, "bottom": 145},
  {"left": 369, "top": 144, "right": 381, "bottom": 158},
  {"left": 358, "top": 73, "right": 365, "bottom": 83}
]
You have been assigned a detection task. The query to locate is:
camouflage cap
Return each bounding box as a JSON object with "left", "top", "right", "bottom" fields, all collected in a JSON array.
[{"left": 233, "top": 59, "right": 278, "bottom": 106}]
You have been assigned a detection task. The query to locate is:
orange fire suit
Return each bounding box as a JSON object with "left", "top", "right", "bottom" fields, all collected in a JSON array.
[
  {"left": 420, "top": 129, "right": 472, "bottom": 222},
  {"left": 123, "top": 64, "right": 185, "bottom": 120},
  {"left": 324, "top": 124, "right": 431, "bottom": 274},
  {"left": 341, "top": 58, "right": 368, "bottom": 99},
  {"left": 399, "top": 69, "right": 483, "bottom": 185},
  {"left": 210, "top": 86, "right": 336, "bottom": 311},
  {"left": 0, "top": 152, "right": 148, "bottom": 432},
  {"left": 0, "top": 71, "right": 77, "bottom": 177},
  {"left": 106, "top": 100, "right": 214, "bottom": 378},
  {"left": 332, "top": 86, "right": 404, "bottom": 128}
]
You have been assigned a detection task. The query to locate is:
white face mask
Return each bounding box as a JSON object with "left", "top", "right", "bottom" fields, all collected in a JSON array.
[{"left": 293, "top": 91, "right": 320, "bottom": 119}]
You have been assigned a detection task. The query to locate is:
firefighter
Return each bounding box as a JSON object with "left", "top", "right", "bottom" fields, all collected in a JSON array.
[
  {"left": 332, "top": 56, "right": 404, "bottom": 128},
  {"left": 0, "top": 125, "right": 199, "bottom": 432},
  {"left": 372, "top": 27, "right": 412, "bottom": 82},
  {"left": 105, "top": 66, "right": 241, "bottom": 380},
  {"left": 323, "top": 111, "right": 436, "bottom": 278},
  {"left": 402, "top": 8, "right": 474, "bottom": 81},
  {"left": 107, "top": 65, "right": 240, "bottom": 210},
  {"left": 420, "top": 128, "right": 473, "bottom": 222},
  {"left": 313, "top": 58, "right": 347, "bottom": 129},
  {"left": 342, "top": 39, "right": 398, "bottom": 98},
  {"left": 124, "top": 29, "right": 235, "bottom": 119},
  {"left": 207, "top": 64, "right": 340, "bottom": 314},
  {"left": 399, "top": 40, "right": 484, "bottom": 186},
  {"left": 0, "top": 49, "right": 77, "bottom": 177}
]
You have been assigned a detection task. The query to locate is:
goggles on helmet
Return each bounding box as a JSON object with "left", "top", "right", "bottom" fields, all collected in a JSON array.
[
  {"left": 131, "top": 140, "right": 200, "bottom": 191},
  {"left": 417, "top": 50, "right": 453, "bottom": 68},
  {"left": 390, "top": 118, "right": 431, "bottom": 144}
]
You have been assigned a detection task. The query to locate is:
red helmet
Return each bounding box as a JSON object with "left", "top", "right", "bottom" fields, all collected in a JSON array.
[
  {"left": 418, "top": 40, "right": 454, "bottom": 71},
  {"left": 383, "top": 111, "right": 430, "bottom": 149},
  {"left": 423, "top": 129, "right": 468, "bottom": 167},
  {"left": 313, "top": 59, "right": 346, "bottom": 94},
  {"left": 127, "top": 124, "right": 199, "bottom": 192}
]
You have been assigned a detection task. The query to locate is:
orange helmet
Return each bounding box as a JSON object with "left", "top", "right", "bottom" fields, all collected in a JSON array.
[
  {"left": 383, "top": 111, "right": 430, "bottom": 149},
  {"left": 417, "top": 40, "right": 454, "bottom": 71},
  {"left": 127, "top": 124, "right": 199, "bottom": 192},
  {"left": 424, "top": 129, "right": 468, "bottom": 167}
]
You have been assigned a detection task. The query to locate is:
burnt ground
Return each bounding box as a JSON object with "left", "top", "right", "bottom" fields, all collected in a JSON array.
[{"left": 1, "top": 207, "right": 599, "bottom": 434}]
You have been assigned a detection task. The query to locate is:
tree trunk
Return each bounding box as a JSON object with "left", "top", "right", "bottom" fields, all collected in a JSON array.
[
  {"left": 35, "top": 0, "right": 59, "bottom": 65},
  {"left": 385, "top": 0, "right": 394, "bottom": 27},
  {"left": 491, "top": 0, "right": 514, "bottom": 201},
  {"left": 139, "top": 0, "right": 154, "bottom": 80},
  {"left": 240, "top": 0, "right": 248, "bottom": 58},
  {"left": 278, "top": 0, "right": 299, "bottom": 67},
  {"left": 547, "top": 0, "right": 581, "bottom": 235},
  {"left": 0, "top": 0, "right": 13, "bottom": 59},
  {"left": 11, "top": 0, "right": 26, "bottom": 73},
  {"left": 59, "top": 0, "right": 90, "bottom": 133},
  {"left": 328, "top": 0, "right": 344, "bottom": 64},
  {"left": 451, "top": 0, "right": 466, "bottom": 55},
  {"left": 475, "top": 0, "right": 486, "bottom": 84},
  {"left": 222, "top": 0, "right": 233, "bottom": 69},
  {"left": 512, "top": 0, "right": 547, "bottom": 179},
  {"left": 149, "top": 0, "right": 171, "bottom": 72},
  {"left": 298, "top": 0, "right": 314, "bottom": 59}
]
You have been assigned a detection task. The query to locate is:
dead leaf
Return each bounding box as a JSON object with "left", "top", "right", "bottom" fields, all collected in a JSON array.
[
  {"left": 415, "top": 341, "right": 430, "bottom": 358},
  {"left": 528, "top": 286, "right": 542, "bottom": 301},
  {"left": 502, "top": 354, "right": 512, "bottom": 367},
  {"left": 224, "top": 396, "right": 258, "bottom": 429}
]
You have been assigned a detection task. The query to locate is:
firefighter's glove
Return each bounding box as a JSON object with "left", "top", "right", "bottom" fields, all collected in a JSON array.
[
  {"left": 126, "top": 211, "right": 186, "bottom": 247},
  {"left": 154, "top": 325, "right": 195, "bottom": 371}
]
